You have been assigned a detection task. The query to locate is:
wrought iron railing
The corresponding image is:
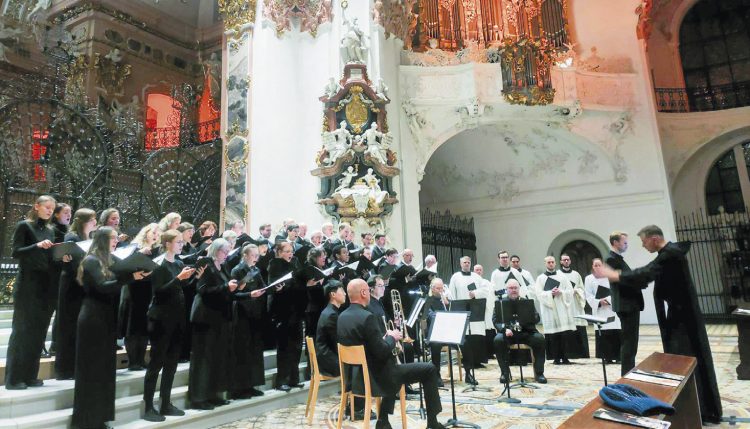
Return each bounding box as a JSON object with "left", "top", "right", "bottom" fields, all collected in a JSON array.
[
  {"left": 655, "top": 81, "right": 750, "bottom": 113},
  {"left": 674, "top": 208, "right": 750, "bottom": 323},
  {"left": 421, "top": 208, "right": 477, "bottom": 282},
  {"left": 144, "top": 117, "right": 221, "bottom": 150}
]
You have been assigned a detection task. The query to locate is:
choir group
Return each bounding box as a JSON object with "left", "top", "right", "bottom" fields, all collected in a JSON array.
[{"left": 5, "top": 195, "right": 629, "bottom": 429}]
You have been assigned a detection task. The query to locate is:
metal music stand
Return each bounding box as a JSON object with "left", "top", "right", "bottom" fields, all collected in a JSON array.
[
  {"left": 575, "top": 314, "right": 616, "bottom": 386},
  {"left": 449, "top": 298, "right": 491, "bottom": 393},
  {"left": 429, "top": 311, "right": 479, "bottom": 429}
]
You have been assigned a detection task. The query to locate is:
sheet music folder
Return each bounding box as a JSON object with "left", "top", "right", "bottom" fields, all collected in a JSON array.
[
  {"left": 450, "top": 298, "right": 486, "bottom": 322},
  {"left": 595, "top": 285, "right": 611, "bottom": 299},
  {"left": 543, "top": 277, "right": 560, "bottom": 291},
  {"left": 496, "top": 299, "right": 536, "bottom": 326},
  {"left": 427, "top": 311, "right": 469, "bottom": 346}
]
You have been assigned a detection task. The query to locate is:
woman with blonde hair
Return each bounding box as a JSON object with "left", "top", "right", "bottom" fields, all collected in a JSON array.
[
  {"left": 121, "top": 223, "right": 160, "bottom": 370},
  {"left": 157, "top": 212, "right": 181, "bottom": 232},
  {"left": 5, "top": 195, "right": 57, "bottom": 390}
]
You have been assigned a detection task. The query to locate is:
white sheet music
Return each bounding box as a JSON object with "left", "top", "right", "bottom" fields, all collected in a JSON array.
[
  {"left": 112, "top": 245, "right": 136, "bottom": 259},
  {"left": 76, "top": 239, "right": 93, "bottom": 253},
  {"left": 428, "top": 311, "right": 469, "bottom": 345}
]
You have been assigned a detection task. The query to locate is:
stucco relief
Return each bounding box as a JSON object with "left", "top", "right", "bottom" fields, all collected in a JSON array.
[
  {"left": 576, "top": 71, "right": 638, "bottom": 109},
  {"left": 401, "top": 40, "right": 490, "bottom": 67},
  {"left": 262, "top": 0, "right": 333, "bottom": 37},
  {"left": 372, "top": 0, "right": 416, "bottom": 46}
]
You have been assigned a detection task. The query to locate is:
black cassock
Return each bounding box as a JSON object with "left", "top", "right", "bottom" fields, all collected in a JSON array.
[
  {"left": 54, "top": 232, "right": 87, "bottom": 380},
  {"left": 229, "top": 262, "right": 266, "bottom": 392},
  {"left": 5, "top": 220, "right": 55, "bottom": 386},
  {"left": 619, "top": 241, "right": 722, "bottom": 424},
  {"left": 71, "top": 256, "right": 130, "bottom": 428},
  {"left": 268, "top": 257, "right": 306, "bottom": 387}
]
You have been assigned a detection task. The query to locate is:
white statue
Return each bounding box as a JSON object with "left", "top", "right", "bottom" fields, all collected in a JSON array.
[
  {"left": 335, "top": 166, "right": 357, "bottom": 193},
  {"left": 363, "top": 123, "right": 390, "bottom": 165},
  {"left": 25, "top": 0, "right": 52, "bottom": 21},
  {"left": 362, "top": 122, "right": 382, "bottom": 147},
  {"left": 340, "top": 17, "right": 369, "bottom": 64},
  {"left": 363, "top": 168, "right": 389, "bottom": 205},
  {"left": 373, "top": 78, "right": 389, "bottom": 100},
  {"left": 322, "top": 122, "right": 352, "bottom": 165},
  {"left": 323, "top": 77, "right": 342, "bottom": 99},
  {"left": 105, "top": 48, "right": 123, "bottom": 63}
]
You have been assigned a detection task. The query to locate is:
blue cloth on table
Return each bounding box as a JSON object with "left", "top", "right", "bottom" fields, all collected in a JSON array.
[{"left": 599, "top": 383, "right": 676, "bottom": 417}]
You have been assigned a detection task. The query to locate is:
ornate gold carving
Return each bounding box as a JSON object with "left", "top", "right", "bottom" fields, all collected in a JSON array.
[
  {"left": 93, "top": 50, "right": 131, "bottom": 97},
  {"left": 219, "top": 0, "right": 257, "bottom": 35},
  {"left": 344, "top": 86, "right": 369, "bottom": 133},
  {"left": 497, "top": 37, "right": 556, "bottom": 106},
  {"left": 63, "top": 54, "right": 90, "bottom": 104},
  {"left": 224, "top": 135, "right": 250, "bottom": 182}
]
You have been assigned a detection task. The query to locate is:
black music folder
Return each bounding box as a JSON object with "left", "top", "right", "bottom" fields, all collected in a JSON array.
[
  {"left": 112, "top": 251, "right": 158, "bottom": 274},
  {"left": 51, "top": 241, "right": 87, "bottom": 261},
  {"left": 595, "top": 285, "right": 611, "bottom": 299},
  {"left": 543, "top": 277, "right": 560, "bottom": 291}
]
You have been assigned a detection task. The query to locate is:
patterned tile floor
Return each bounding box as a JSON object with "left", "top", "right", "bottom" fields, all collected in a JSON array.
[{"left": 215, "top": 325, "right": 748, "bottom": 428}]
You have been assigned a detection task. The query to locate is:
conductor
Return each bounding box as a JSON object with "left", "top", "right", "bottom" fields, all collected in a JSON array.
[
  {"left": 493, "top": 280, "right": 547, "bottom": 384},
  {"left": 337, "top": 279, "right": 446, "bottom": 429}
]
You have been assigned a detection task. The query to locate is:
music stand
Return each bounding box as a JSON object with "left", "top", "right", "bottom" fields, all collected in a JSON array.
[
  {"left": 450, "top": 299, "right": 491, "bottom": 393},
  {"left": 406, "top": 298, "right": 427, "bottom": 420},
  {"left": 498, "top": 299, "right": 538, "bottom": 391},
  {"left": 429, "top": 311, "right": 479, "bottom": 429},
  {"left": 575, "top": 314, "right": 615, "bottom": 386}
]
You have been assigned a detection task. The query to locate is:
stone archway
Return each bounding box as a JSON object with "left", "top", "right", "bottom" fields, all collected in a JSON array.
[{"left": 560, "top": 239, "right": 602, "bottom": 277}]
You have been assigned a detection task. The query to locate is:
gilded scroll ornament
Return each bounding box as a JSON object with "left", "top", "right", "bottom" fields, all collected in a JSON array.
[
  {"left": 219, "top": 0, "right": 257, "bottom": 35},
  {"left": 94, "top": 49, "right": 131, "bottom": 97}
]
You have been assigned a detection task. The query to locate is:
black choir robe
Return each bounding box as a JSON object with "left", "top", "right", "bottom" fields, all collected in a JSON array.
[
  {"left": 619, "top": 241, "right": 722, "bottom": 423},
  {"left": 229, "top": 262, "right": 267, "bottom": 390},
  {"left": 55, "top": 232, "right": 87, "bottom": 379}
]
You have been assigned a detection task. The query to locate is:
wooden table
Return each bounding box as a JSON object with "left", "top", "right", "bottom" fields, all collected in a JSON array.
[
  {"left": 733, "top": 308, "right": 750, "bottom": 380},
  {"left": 559, "top": 352, "right": 701, "bottom": 429}
]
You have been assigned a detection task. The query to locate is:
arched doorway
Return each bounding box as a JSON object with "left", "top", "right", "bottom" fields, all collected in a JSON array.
[{"left": 560, "top": 239, "right": 602, "bottom": 277}]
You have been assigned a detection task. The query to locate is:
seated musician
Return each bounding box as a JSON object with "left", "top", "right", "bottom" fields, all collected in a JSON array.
[
  {"left": 424, "top": 277, "right": 450, "bottom": 387},
  {"left": 315, "top": 281, "right": 346, "bottom": 376},
  {"left": 493, "top": 279, "right": 547, "bottom": 384},
  {"left": 337, "top": 279, "right": 445, "bottom": 429}
]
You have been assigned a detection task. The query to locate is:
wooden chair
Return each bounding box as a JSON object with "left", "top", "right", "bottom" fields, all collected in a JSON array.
[
  {"left": 305, "top": 336, "right": 339, "bottom": 425},
  {"left": 336, "top": 344, "right": 407, "bottom": 429},
  {"left": 441, "top": 345, "right": 463, "bottom": 379}
]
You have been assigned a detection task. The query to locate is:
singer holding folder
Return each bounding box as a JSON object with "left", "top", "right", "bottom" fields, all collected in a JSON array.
[
  {"left": 71, "top": 227, "right": 149, "bottom": 429},
  {"left": 583, "top": 258, "right": 621, "bottom": 363}
]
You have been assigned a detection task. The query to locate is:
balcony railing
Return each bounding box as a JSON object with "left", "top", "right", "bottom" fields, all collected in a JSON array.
[
  {"left": 655, "top": 81, "right": 750, "bottom": 113},
  {"left": 144, "top": 117, "right": 221, "bottom": 150}
]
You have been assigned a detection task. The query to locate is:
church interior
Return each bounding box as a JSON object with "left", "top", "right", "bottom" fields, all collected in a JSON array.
[{"left": 0, "top": 0, "right": 749, "bottom": 427}]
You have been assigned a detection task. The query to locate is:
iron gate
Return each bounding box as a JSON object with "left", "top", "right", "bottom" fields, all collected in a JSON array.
[
  {"left": 420, "top": 208, "right": 477, "bottom": 282},
  {"left": 674, "top": 209, "right": 750, "bottom": 323}
]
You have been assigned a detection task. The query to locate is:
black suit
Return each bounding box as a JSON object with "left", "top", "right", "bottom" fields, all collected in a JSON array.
[
  {"left": 315, "top": 303, "right": 340, "bottom": 376},
  {"left": 337, "top": 303, "right": 442, "bottom": 418},
  {"left": 606, "top": 250, "right": 647, "bottom": 375},
  {"left": 492, "top": 297, "right": 545, "bottom": 377}
]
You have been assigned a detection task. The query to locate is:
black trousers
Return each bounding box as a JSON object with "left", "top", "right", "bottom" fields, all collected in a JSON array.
[
  {"left": 494, "top": 331, "right": 545, "bottom": 376},
  {"left": 380, "top": 362, "right": 442, "bottom": 417},
  {"left": 618, "top": 311, "right": 640, "bottom": 376},
  {"left": 275, "top": 318, "right": 303, "bottom": 387},
  {"left": 5, "top": 270, "right": 55, "bottom": 385},
  {"left": 144, "top": 319, "right": 182, "bottom": 408}
]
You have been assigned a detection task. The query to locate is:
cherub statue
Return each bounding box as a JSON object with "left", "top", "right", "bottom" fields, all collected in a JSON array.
[
  {"left": 335, "top": 166, "right": 357, "bottom": 193},
  {"left": 323, "top": 77, "right": 342, "bottom": 99}
]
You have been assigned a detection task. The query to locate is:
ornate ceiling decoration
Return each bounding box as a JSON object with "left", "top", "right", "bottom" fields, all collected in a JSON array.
[
  {"left": 372, "top": 0, "right": 417, "bottom": 48},
  {"left": 262, "top": 0, "right": 333, "bottom": 37}
]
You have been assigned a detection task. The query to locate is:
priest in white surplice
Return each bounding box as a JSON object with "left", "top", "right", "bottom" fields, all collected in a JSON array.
[
  {"left": 559, "top": 254, "right": 590, "bottom": 359},
  {"left": 510, "top": 254, "right": 540, "bottom": 313},
  {"left": 584, "top": 258, "right": 622, "bottom": 363},
  {"left": 473, "top": 264, "right": 496, "bottom": 361},
  {"left": 535, "top": 256, "right": 576, "bottom": 365},
  {"left": 448, "top": 256, "right": 485, "bottom": 385}
]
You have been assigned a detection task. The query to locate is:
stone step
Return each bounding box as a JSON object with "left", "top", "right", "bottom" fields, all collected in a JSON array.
[
  {"left": 0, "top": 341, "right": 51, "bottom": 360},
  {"left": 0, "top": 362, "right": 324, "bottom": 429},
  {"left": 0, "top": 327, "right": 53, "bottom": 345},
  {"left": 0, "top": 311, "right": 12, "bottom": 321}
]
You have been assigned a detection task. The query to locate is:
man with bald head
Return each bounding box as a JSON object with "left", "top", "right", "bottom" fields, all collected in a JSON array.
[
  {"left": 493, "top": 280, "right": 547, "bottom": 384},
  {"left": 338, "top": 279, "right": 445, "bottom": 429}
]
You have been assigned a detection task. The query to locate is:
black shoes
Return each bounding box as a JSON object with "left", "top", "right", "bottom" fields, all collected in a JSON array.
[
  {"left": 289, "top": 383, "right": 304, "bottom": 389},
  {"left": 128, "top": 365, "right": 145, "bottom": 371},
  {"left": 190, "top": 401, "right": 215, "bottom": 410},
  {"left": 534, "top": 374, "right": 548, "bottom": 384},
  {"left": 56, "top": 374, "right": 74, "bottom": 381},
  {"left": 209, "top": 398, "right": 230, "bottom": 406},
  {"left": 249, "top": 387, "right": 264, "bottom": 397},
  {"left": 26, "top": 379, "right": 44, "bottom": 387},
  {"left": 160, "top": 402, "right": 185, "bottom": 416},
  {"left": 276, "top": 384, "right": 291, "bottom": 392},
  {"left": 6, "top": 382, "right": 27, "bottom": 390},
  {"left": 475, "top": 363, "right": 487, "bottom": 369},
  {"left": 375, "top": 420, "right": 393, "bottom": 429},
  {"left": 427, "top": 421, "right": 447, "bottom": 429},
  {"left": 464, "top": 373, "right": 478, "bottom": 385},
  {"left": 437, "top": 379, "right": 445, "bottom": 388},
  {"left": 143, "top": 407, "right": 166, "bottom": 422}
]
